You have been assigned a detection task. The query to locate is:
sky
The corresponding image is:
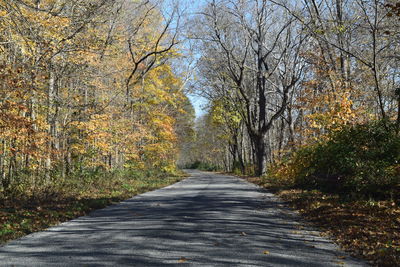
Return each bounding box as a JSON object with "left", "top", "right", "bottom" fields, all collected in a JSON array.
[
  {"left": 188, "top": 94, "right": 208, "bottom": 118},
  {"left": 165, "top": 0, "right": 209, "bottom": 118},
  {"left": 182, "top": 0, "right": 208, "bottom": 118}
]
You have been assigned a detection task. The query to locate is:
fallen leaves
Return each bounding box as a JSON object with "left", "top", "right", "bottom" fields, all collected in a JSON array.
[
  {"left": 245, "top": 176, "right": 400, "bottom": 266},
  {"left": 178, "top": 256, "right": 189, "bottom": 263},
  {"left": 279, "top": 191, "right": 399, "bottom": 266}
]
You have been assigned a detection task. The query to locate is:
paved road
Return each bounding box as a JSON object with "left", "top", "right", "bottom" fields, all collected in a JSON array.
[{"left": 0, "top": 170, "right": 367, "bottom": 266}]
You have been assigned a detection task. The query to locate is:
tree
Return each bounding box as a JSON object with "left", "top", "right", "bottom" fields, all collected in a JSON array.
[
  {"left": 192, "top": 0, "right": 306, "bottom": 175},
  {"left": 0, "top": 0, "right": 193, "bottom": 196}
]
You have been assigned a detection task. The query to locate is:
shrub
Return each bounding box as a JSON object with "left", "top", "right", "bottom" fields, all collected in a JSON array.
[
  {"left": 186, "top": 161, "right": 219, "bottom": 171},
  {"left": 269, "top": 120, "right": 400, "bottom": 199}
]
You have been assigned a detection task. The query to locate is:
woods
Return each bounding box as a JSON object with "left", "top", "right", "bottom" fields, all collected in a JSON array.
[
  {"left": 182, "top": 2, "right": 400, "bottom": 264},
  {"left": 185, "top": 0, "right": 400, "bottom": 194},
  {"left": 0, "top": 0, "right": 399, "bottom": 265},
  {"left": 4, "top": 0, "right": 397, "bottom": 201},
  {"left": 0, "top": 0, "right": 194, "bottom": 199}
]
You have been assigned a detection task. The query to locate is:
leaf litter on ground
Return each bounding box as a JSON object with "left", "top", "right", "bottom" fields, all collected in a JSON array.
[{"left": 244, "top": 176, "right": 400, "bottom": 267}]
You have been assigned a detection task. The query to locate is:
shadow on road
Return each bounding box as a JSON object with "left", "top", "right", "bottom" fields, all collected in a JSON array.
[{"left": 0, "top": 171, "right": 366, "bottom": 266}]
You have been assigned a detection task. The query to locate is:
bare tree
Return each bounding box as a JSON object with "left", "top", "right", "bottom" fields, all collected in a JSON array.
[{"left": 192, "top": 0, "right": 306, "bottom": 175}]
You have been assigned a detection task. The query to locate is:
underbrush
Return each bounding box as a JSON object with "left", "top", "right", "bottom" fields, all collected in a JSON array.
[
  {"left": 0, "top": 168, "right": 185, "bottom": 244},
  {"left": 254, "top": 176, "right": 400, "bottom": 267},
  {"left": 260, "top": 120, "right": 400, "bottom": 266},
  {"left": 269, "top": 120, "right": 400, "bottom": 200},
  {"left": 184, "top": 161, "right": 219, "bottom": 171}
]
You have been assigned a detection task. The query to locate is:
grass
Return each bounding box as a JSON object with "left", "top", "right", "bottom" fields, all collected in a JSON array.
[
  {"left": 244, "top": 175, "right": 400, "bottom": 267},
  {"left": 0, "top": 170, "right": 186, "bottom": 245}
]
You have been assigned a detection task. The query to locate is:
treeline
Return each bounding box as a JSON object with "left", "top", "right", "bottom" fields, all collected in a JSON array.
[
  {"left": 182, "top": 0, "right": 400, "bottom": 198},
  {"left": 0, "top": 0, "right": 194, "bottom": 198}
]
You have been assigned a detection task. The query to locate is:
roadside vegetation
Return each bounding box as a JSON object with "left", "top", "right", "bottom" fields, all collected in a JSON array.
[
  {"left": 1, "top": 0, "right": 399, "bottom": 265},
  {"left": 269, "top": 121, "right": 399, "bottom": 200},
  {"left": 188, "top": 120, "right": 400, "bottom": 266},
  {"left": 247, "top": 176, "right": 399, "bottom": 267},
  {"left": 183, "top": 1, "right": 400, "bottom": 266},
  {"left": 0, "top": 169, "right": 185, "bottom": 244},
  {"left": 0, "top": 0, "right": 194, "bottom": 244},
  {"left": 261, "top": 121, "right": 400, "bottom": 266}
]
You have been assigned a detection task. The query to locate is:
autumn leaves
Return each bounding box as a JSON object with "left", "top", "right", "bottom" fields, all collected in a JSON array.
[{"left": 0, "top": 0, "right": 191, "bottom": 197}]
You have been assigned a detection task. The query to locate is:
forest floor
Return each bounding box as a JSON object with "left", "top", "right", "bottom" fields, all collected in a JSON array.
[
  {"left": 244, "top": 176, "right": 400, "bottom": 267},
  {"left": 0, "top": 173, "right": 185, "bottom": 245}
]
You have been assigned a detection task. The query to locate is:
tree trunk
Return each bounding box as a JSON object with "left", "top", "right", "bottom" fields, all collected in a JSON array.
[
  {"left": 46, "top": 66, "right": 56, "bottom": 176},
  {"left": 252, "top": 133, "right": 267, "bottom": 176}
]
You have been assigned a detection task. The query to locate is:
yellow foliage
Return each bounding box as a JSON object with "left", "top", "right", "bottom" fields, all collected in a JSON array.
[
  {"left": 299, "top": 83, "right": 367, "bottom": 142},
  {"left": 0, "top": 0, "right": 188, "bottom": 180}
]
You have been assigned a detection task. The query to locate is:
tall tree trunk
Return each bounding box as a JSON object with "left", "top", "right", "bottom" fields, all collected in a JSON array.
[
  {"left": 0, "top": 139, "right": 7, "bottom": 190},
  {"left": 45, "top": 64, "right": 56, "bottom": 179},
  {"left": 252, "top": 133, "right": 267, "bottom": 176}
]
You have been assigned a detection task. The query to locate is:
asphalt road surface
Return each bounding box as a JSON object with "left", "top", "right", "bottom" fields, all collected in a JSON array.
[{"left": 0, "top": 170, "right": 367, "bottom": 266}]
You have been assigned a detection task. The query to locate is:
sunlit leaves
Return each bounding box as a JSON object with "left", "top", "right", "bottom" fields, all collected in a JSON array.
[{"left": 0, "top": 0, "right": 190, "bottom": 195}]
